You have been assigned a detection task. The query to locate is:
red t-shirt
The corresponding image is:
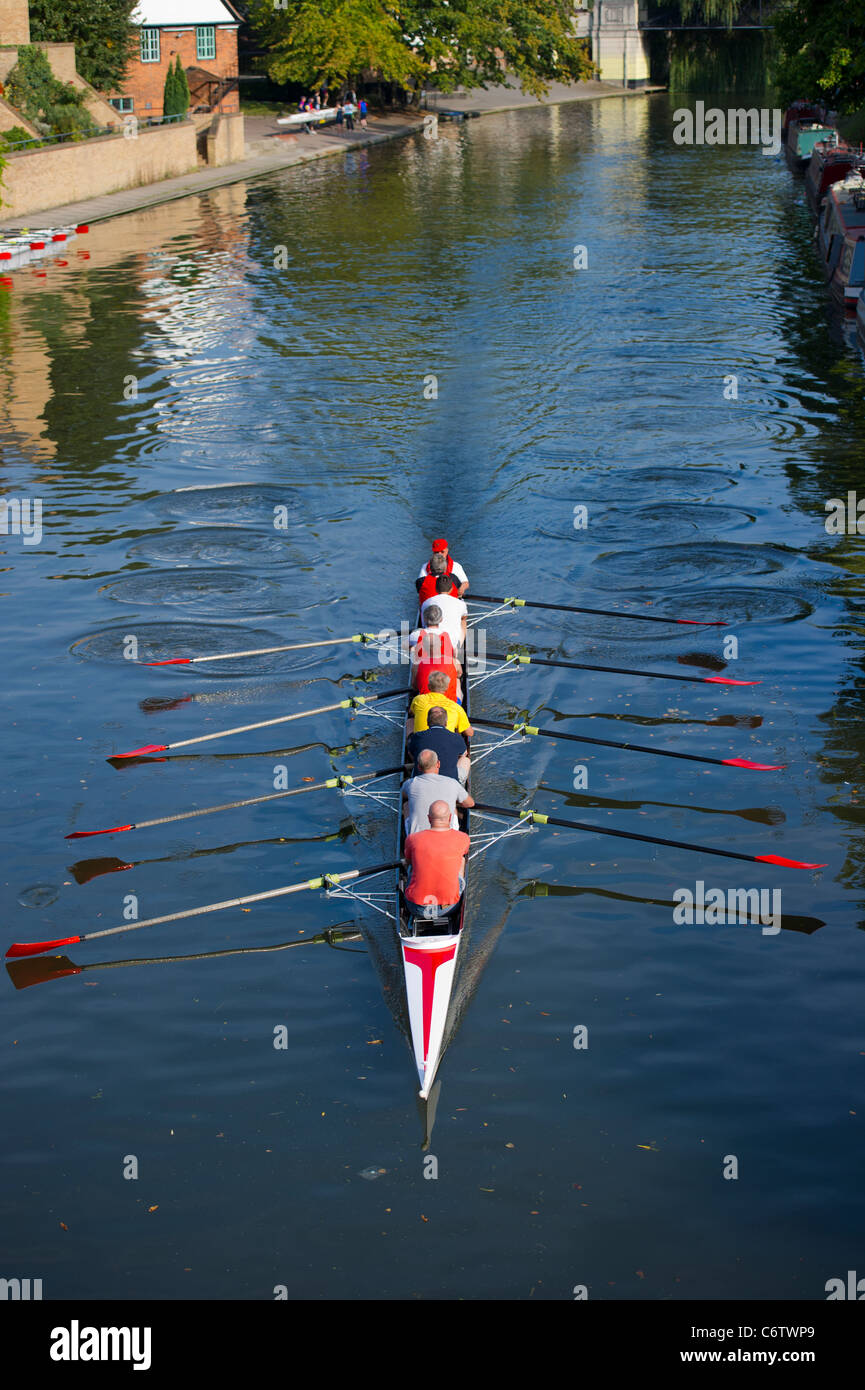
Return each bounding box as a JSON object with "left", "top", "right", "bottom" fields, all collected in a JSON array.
[
  {"left": 418, "top": 573, "right": 459, "bottom": 606},
  {"left": 413, "top": 628, "right": 458, "bottom": 700},
  {"left": 405, "top": 828, "right": 470, "bottom": 908}
]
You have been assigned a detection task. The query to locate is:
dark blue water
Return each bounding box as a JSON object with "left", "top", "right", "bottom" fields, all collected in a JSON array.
[{"left": 1, "top": 94, "right": 864, "bottom": 1300}]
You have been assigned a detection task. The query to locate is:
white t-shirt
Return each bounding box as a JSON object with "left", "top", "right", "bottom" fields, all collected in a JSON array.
[
  {"left": 418, "top": 557, "right": 468, "bottom": 586},
  {"left": 419, "top": 593, "right": 467, "bottom": 651}
]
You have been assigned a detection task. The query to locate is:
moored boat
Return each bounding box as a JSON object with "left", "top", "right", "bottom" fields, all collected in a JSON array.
[
  {"left": 817, "top": 172, "right": 865, "bottom": 310},
  {"left": 856, "top": 287, "right": 865, "bottom": 353},
  {"left": 785, "top": 118, "right": 837, "bottom": 170},
  {"left": 782, "top": 100, "right": 825, "bottom": 144},
  {"left": 805, "top": 138, "right": 865, "bottom": 214}
]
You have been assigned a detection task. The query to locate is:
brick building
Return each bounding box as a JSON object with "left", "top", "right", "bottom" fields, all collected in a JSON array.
[{"left": 115, "top": 0, "right": 241, "bottom": 120}]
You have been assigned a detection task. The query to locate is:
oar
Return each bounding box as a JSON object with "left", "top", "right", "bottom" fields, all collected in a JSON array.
[
  {"left": 472, "top": 717, "right": 784, "bottom": 771},
  {"left": 472, "top": 803, "right": 825, "bottom": 869},
  {"left": 482, "top": 651, "right": 758, "bottom": 686},
  {"left": 66, "top": 764, "right": 403, "bottom": 839},
  {"left": 470, "top": 593, "right": 726, "bottom": 626},
  {"left": 7, "top": 927, "right": 365, "bottom": 990},
  {"left": 110, "top": 687, "right": 410, "bottom": 760},
  {"left": 6, "top": 860, "right": 400, "bottom": 959},
  {"left": 143, "top": 633, "right": 384, "bottom": 666}
]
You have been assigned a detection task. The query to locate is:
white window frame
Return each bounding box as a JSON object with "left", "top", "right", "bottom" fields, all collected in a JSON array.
[
  {"left": 140, "top": 28, "right": 161, "bottom": 64},
  {"left": 196, "top": 25, "right": 216, "bottom": 62},
  {"left": 110, "top": 96, "right": 134, "bottom": 113}
]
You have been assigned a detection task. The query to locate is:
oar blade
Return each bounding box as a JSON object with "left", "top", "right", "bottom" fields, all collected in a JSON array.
[
  {"left": 6, "top": 935, "right": 82, "bottom": 959},
  {"left": 722, "top": 758, "right": 785, "bottom": 770},
  {"left": 66, "top": 824, "right": 134, "bottom": 839},
  {"left": 756, "top": 853, "right": 827, "bottom": 870},
  {"left": 111, "top": 743, "right": 168, "bottom": 760}
]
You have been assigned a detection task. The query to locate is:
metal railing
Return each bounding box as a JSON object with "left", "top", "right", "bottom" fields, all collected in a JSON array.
[{"left": 0, "top": 111, "right": 189, "bottom": 153}]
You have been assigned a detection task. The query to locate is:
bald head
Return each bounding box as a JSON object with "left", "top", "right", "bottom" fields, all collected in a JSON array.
[
  {"left": 428, "top": 799, "right": 451, "bottom": 827},
  {"left": 417, "top": 748, "right": 439, "bottom": 774}
]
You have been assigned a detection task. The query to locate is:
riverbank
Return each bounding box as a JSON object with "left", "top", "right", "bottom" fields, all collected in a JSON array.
[{"left": 0, "top": 80, "right": 661, "bottom": 232}]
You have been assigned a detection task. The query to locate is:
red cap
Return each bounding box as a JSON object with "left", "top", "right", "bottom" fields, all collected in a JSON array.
[{"left": 432, "top": 538, "right": 448, "bottom": 552}]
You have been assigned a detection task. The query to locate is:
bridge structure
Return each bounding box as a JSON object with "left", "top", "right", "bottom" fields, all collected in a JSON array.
[{"left": 576, "top": 2, "right": 772, "bottom": 89}]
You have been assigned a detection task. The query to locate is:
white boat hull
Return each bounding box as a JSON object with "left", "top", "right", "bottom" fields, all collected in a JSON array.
[{"left": 401, "top": 932, "right": 461, "bottom": 1098}]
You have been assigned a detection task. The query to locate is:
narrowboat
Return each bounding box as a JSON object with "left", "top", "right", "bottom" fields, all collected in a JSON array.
[
  {"left": 817, "top": 173, "right": 865, "bottom": 310},
  {"left": 805, "top": 137, "right": 865, "bottom": 214}
]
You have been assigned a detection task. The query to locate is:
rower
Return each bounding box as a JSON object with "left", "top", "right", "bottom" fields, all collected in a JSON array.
[
  {"left": 404, "top": 798, "right": 471, "bottom": 919},
  {"left": 408, "top": 671, "right": 473, "bottom": 737},
  {"left": 417, "top": 538, "right": 469, "bottom": 597},
  {"left": 410, "top": 606, "right": 462, "bottom": 701},
  {"left": 408, "top": 705, "right": 470, "bottom": 783},
  {"left": 402, "top": 748, "right": 474, "bottom": 836},
  {"left": 419, "top": 580, "right": 467, "bottom": 658},
  {"left": 417, "top": 552, "right": 460, "bottom": 607}
]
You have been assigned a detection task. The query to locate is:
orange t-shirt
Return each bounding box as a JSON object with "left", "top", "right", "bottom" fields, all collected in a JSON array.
[{"left": 404, "top": 828, "right": 470, "bottom": 908}]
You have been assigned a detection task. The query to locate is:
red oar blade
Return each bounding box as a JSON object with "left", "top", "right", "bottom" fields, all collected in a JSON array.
[
  {"left": 66, "top": 824, "right": 134, "bottom": 840},
  {"left": 6, "top": 935, "right": 82, "bottom": 959},
  {"left": 722, "top": 758, "right": 785, "bottom": 771},
  {"left": 676, "top": 618, "right": 728, "bottom": 625},
  {"left": 756, "top": 853, "right": 827, "bottom": 870},
  {"left": 143, "top": 658, "right": 191, "bottom": 666},
  {"left": 112, "top": 743, "right": 168, "bottom": 760},
  {"left": 704, "top": 676, "right": 760, "bottom": 686}
]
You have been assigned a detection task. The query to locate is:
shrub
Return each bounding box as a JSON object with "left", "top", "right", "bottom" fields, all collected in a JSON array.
[{"left": 6, "top": 46, "right": 96, "bottom": 141}]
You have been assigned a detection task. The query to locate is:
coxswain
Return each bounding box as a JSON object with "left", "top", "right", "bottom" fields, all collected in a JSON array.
[
  {"left": 419, "top": 580, "right": 467, "bottom": 657},
  {"left": 404, "top": 799, "right": 471, "bottom": 918},
  {"left": 407, "top": 705, "right": 470, "bottom": 783},
  {"left": 402, "top": 749, "right": 474, "bottom": 836},
  {"left": 417, "top": 538, "right": 469, "bottom": 596},
  {"left": 408, "top": 671, "right": 473, "bottom": 737}
]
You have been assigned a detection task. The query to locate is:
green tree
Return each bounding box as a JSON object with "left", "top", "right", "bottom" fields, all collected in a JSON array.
[
  {"left": 175, "top": 56, "right": 191, "bottom": 115},
  {"left": 248, "top": 0, "right": 594, "bottom": 97},
  {"left": 772, "top": 0, "right": 865, "bottom": 112},
  {"left": 6, "top": 46, "right": 97, "bottom": 139},
  {"left": 28, "top": 0, "right": 137, "bottom": 94},
  {"left": 163, "top": 61, "right": 181, "bottom": 117}
]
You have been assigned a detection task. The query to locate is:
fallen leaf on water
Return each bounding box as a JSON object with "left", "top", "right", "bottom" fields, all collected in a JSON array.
[
  {"left": 420, "top": 1215, "right": 429, "bottom": 1222},
  {"left": 636, "top": 1270, "right": 645, "bottom": 1279},
  {"left": 302, "top": 777, "right": 315, "bottom": 783},
  {"left": 60, "top": 1222, "right": 68, "bottom": 1231},
  {"left": 148, "top": 1205, "right": 158, "bottom": 1213},
  {"left": 505, "top": 1142, "right": 514, "bottom": 1149},
  {"left": 366, "top": 1039, "right": 382, "bottom": 1046}
]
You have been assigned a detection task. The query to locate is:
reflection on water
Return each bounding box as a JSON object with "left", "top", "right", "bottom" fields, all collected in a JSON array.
[{"left": 1, "top": 94, "right": 864, "bottom": 1301}]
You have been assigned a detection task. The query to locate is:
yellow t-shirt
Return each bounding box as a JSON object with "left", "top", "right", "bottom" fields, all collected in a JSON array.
[{"left": 410, "top": 693, "right": 469, "bottom": 734}]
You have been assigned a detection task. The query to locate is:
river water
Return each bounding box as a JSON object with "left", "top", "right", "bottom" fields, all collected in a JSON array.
[{"left": 1, "top": 94, "right": 864, "bottom": 1301}]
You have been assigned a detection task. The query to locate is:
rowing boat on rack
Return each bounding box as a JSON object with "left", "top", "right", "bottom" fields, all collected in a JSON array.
[{"left": 396, "top": 623, "right": 471, "bottom": 1098}]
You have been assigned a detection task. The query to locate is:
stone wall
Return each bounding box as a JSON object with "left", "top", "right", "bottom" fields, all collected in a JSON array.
[
  {"left": 0, "top": 92, "right": 37, "bottom": 136},
  {"left": 206, "top": 112, "right": 244, "bottom": 167},
  {"left": 0, "top": 0, "right": 30, "bottom": 46},
  {"left": 1, "top": 119, "right": 199, "bottom": 216}
]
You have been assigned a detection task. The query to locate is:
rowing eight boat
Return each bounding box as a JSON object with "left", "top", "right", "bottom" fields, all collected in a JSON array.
[{"left": 397, "top": 620, "right": 471, "bottom": 1098}]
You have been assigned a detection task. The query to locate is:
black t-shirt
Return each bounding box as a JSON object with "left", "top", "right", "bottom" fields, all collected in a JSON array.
[{"left": 407, "top": 726, "right": 466, "bottom": 781}]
